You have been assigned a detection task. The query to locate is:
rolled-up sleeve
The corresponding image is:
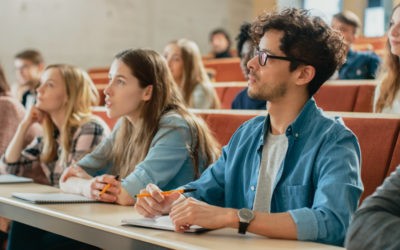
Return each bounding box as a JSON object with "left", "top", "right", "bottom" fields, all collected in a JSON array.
[{"left": 289, "top": 129, "right": 363, "bottom": 246}]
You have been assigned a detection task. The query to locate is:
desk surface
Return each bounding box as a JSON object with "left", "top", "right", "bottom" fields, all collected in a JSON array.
[{"left": 0, "top": 182, "right": 343, "bottom": 250}]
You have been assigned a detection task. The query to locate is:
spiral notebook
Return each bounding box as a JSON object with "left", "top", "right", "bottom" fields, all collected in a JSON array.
[
  {"left": 12, "top": 192, "right": 96, "bottom": 204},
  {"left": 122, "top": 215, "right": 207, "bottom": 233},
  {"left": 0, "top": 174, "right": 33, "bottom": 184}
]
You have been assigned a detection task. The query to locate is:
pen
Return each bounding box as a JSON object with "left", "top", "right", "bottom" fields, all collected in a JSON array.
[
  {"left": 134, "top": 188, "right": 197, "bottom": 198},
  {"left": 99, "top": 175, "right": 120, "bottom": 196}
]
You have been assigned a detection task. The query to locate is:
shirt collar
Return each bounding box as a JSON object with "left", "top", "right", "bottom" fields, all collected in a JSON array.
[{"left": 261, "top": 98, "right": 319, "bottom": 143}]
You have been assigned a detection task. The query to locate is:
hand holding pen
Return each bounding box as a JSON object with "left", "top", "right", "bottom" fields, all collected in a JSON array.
[
  {"left": 134, "top": 183, "right": 190, "bottom": 217},
  {"left": 92, "top": 174, "right": 120, "bottom": 203}
]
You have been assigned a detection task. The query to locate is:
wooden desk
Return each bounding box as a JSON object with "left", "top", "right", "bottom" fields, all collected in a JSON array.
[{"left": 0, "top": 183, "right": 343, "bottom": 250}]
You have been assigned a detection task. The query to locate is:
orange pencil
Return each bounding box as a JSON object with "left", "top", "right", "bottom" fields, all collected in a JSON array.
[
  {"left": 134, "top": 188, "right": 197, "bottom": 198},
  {"left": 99, "top": 175, "right": 120, "bottom": 195}
]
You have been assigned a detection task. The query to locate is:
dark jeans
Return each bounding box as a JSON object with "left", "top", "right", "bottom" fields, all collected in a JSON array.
[{"left": 7, "top": 221, "right": 99, "bottom": 250}]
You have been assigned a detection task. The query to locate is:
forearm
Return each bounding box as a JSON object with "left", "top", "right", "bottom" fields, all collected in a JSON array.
[
  {"left": 60, "top": 177, "right": 92, "bottom": 197},
  {"left": 5, "top": 123, "right": 30, "bottom": 162},
  {"left": 224, "top": 210, "right": 297, "bottom": 239}
]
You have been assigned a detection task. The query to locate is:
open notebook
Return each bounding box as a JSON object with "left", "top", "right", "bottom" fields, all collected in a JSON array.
[
  {"left": 12, "top": 192, "right": 96, "bottom": 204},
  {"left": 122, "top": 215, "right": 207, "bottom": 233},
  {"left": 0, "top": 174, "right": 33, "bottom": 184}
]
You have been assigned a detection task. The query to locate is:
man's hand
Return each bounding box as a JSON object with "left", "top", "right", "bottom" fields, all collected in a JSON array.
[
  {"left": 134, "top": 183, "right": 184, "bottom": 217},
  {"left": 169, "top": 197, "right": 238, "bottom": 232}
]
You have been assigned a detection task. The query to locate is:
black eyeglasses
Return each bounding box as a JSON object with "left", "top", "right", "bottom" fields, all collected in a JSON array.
[{"left": 255, "top": 48, "right": 309, "bottom": 66}]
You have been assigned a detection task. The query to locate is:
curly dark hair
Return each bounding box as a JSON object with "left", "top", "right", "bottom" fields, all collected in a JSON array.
[
  {"left": 251, "top": 8, "right": 346, "bottom": 97},
  {"left": 236, "top": 22, "right": 252, "bottom": 58}
]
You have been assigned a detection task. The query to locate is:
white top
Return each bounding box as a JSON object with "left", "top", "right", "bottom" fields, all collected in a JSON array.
[{"left": 373, "top": 83, "right": 400, "bottom": 114}]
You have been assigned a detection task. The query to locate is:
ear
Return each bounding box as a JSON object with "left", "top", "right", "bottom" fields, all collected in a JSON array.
[
  {"left": 295, "top": 65, "right": 315, "bottom": 87},
  {"left": 142, "top": 85, "right": 153, "bottom": 101}
]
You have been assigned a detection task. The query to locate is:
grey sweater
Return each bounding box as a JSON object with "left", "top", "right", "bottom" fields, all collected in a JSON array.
[{"left": 346, "top": 165, "right": 400, "bottom": 250}]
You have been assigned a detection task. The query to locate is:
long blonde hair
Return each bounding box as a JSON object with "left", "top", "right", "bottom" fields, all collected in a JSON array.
[
  {"left": 375, "top": 4, "right": 400, "bottom": 113},
  {"left": 41, "top": 64, "right": 99, "bottom": 164},
  {"left": 169, "top": 39, "right": 220, "bottom": 108},
  {"left": 110, "top": 49, "right": 220, "bottom": 178}
]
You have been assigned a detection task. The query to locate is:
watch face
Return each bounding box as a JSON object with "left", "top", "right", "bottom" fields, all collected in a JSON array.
[{"left": 239, "top": 208, "right": 254, "bottom": 221}]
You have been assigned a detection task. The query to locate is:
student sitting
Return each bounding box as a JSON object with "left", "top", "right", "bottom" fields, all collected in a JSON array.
[
  {"left": 60, "top": 48, "right": 220, "bottom": 205},
  {"left": 163, "top": 39, "right": 220, "bottom": 109},
  {"left": 4, "top": 64, "right": 110, "bottom": 250},
  {"left": 13, "top": 49, "right": 45, "bottom": 110},
  {"left": 135, "top": 8, "right": 363, "bottom": 246},
  {"left": 374, "top": 4, "right": 400, "bottom": 114},
  {"left": 231, "top": 22, "right": 267, "bottom": 110},
  {"left": 331, "top": 11, "right": 381, "bottom": 80}
]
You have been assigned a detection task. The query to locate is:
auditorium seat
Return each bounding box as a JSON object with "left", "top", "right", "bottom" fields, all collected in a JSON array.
[{"left": 203, "top": 58, "right": 245, "bottom": 82}]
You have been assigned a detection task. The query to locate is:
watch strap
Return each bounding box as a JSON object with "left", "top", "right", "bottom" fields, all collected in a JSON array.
[{"left": 238, "top": 221, "right": 249, "bottom": 234}]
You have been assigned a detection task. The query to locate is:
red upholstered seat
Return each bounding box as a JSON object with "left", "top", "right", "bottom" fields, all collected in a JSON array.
[
  {"left": 353, "top": 85, "right": 376, "bottom": 112},
  {"left": 343, "top": 117, "right": 400, "bottom": 202},
  {"left": 314, "top": 85, "right": 359, "bottom": 112}
]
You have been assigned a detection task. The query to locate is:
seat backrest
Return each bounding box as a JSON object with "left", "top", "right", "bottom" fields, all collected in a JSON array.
[
  {"left": 353, "top": 84, "right": 376, "bottom": 112},
  {"left": 203, "top": 58, "right": 245, "bottom": 82},
  {"left": 220, "top": 86, "right": 245, "bottom": 109},
  {"left": 314, "top": 85, "right": 359, "bottom": 112},
  {"left": 205, "top": 113, "right": 257, "bottom": 146},
  {"left": 343, "top": 117, "right": 400, "bottom": 202}
]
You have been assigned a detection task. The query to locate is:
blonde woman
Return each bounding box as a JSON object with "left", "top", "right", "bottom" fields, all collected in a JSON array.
[
  {"left": 60, "top": 49, "right": 220, "bottom": 206},
  {"left": 0, "top": 64, "right": 110, "bottom": 185},
  {"left": 374, "top": 4, "right": 400, "bottom": 114},
  {"left": 163, "top": 39, "right": 220, "bottom": 109}
]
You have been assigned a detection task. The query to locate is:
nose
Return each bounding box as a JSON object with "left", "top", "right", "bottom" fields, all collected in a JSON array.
[
  {"left": 36, "top": 84, "right": 44, "bottom": 93},
  {"left": 247, "top": 54, "right": 258, "bottom": 72},
  {"left": 390, "top": 23, "right": 400, "bottom": 38},
  {"left": 104, "top": 82, "right": 112, "bottom": 96}
]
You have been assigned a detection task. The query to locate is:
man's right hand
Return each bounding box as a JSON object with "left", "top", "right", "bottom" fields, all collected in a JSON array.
[{"left": 134, "top": 183, "right": 184, "bottom": 217}]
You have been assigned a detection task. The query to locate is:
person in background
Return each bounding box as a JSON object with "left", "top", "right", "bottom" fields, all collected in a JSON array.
[
  {"left": 163, "top": 39, "right": 220, "bottom": 109},
  {"left": 331, "top": 11, "right": 381, "bottom": 79},
  {"left": 231, "top": 22, "right": 267, "bottom": 109},
  {"left": 135, "top": 8, "right": 362, "bottom": 246},
  {"left": 4, "top": 64, "right": 110, "bottom": 250},
  {"left": 0, "top": 64, "right": 41, "bottom": 250},
  {"left": 374, "top": 4, "right": 400, "bottom": 114},
  {"left": 209, "top": 28, "right": 233, "bottom": 58},
  {"left": 14, "top": 49, "right": 45, "bottom": 110},
  {"left": 1, "top": 64, "right": 109, "bottom": 185},
  {"left": 60, "top": 48, "right": 220, "bottom": 205},
  {"left": 346, "top": 165, "right": 400, "bottom": 250}
]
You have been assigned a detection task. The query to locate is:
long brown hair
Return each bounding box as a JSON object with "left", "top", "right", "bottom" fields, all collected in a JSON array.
[
  {"left": 375, "top": 4, "right": 400, "bottom": 112},
  {"left": 110, "top": 49, "right": 220, "bottom": 178},
  {"left": 0, "top": 65, "right": 10, "bottom": 95},
  {"left": 169, "top": 39, "right": 220, "bottom": 108},
  {"left": 41, "top": 64, "right": 99, "bottom": 164}
]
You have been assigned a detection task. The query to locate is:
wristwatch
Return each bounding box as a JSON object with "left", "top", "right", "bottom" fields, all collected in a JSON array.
[{"left": 237, "top": 208, "right": 254, "bottom": 234}]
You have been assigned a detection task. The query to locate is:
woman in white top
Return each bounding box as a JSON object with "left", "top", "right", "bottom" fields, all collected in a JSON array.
[
  {"left": 374, "top": 4, "right": 400, "bottom": 114},
  {"left": 163, "top": 39, "right": 220, "bottom": 109}
]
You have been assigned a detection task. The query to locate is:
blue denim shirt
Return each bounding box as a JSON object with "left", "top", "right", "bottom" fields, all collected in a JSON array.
[
  {"left": 184, "top": 98, "right": 363, "bottom": 246},
  {"left": 78, "top": 112, "right": 204, "bottom": 198},
  {"left": 339, "top": 49, "right": 381, "bottom": 80}
]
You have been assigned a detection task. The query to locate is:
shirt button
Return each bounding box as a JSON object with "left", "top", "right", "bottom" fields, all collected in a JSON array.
[
  {"left": 295, "top": 133, "right": 299, "bottom": 137},
  {"left": 250, "top": 186, "right": 255, "bottom": 191}
]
